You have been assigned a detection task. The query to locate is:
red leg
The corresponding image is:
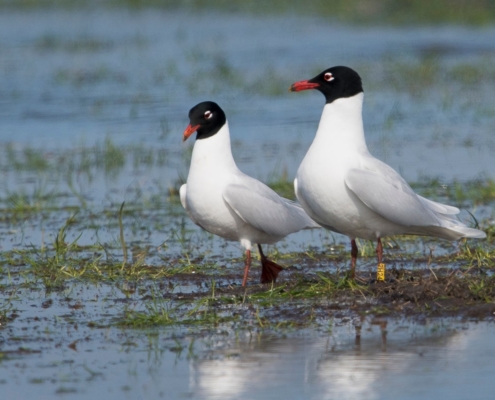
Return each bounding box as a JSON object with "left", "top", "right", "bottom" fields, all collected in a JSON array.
[
  {"left": 242, "top": 249, "right": 251, "bottom": 287},
  {"left": 258, "top": 244, "right": 284, "bottom": 284},
  {"left": 376, "top": 238, "right": 383, "bottom": 264},
  {"left": 350, "top": 239, "right": 358, "bottom": 279}
]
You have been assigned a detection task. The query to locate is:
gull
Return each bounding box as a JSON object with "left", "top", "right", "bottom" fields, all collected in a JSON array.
[
  {"left": 290, "top": 66, "right": 486, "bottom": 278},
  {"left": 180, "top": 101, "right": 318, "bottom": 286}
]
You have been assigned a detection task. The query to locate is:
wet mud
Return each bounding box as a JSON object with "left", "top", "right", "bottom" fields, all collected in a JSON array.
[{"left": 136, "top": 260, "right": 495, "bottom": 329}]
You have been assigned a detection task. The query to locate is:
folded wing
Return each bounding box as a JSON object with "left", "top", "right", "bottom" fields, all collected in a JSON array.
[
  {"left": 345, "top": 160, "right": 486, "bottom": 239},
  {"left": 223, "top": 179, "right": 318, "bottom": 237},
  {"left": 345, "top": 167, "right": 441, "bottom": 227}
]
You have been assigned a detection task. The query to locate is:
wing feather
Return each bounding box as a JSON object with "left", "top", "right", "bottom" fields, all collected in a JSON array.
[
  {"left": 223, "top": 180, "right": 315, "bottom": 237},
  {"left": 345, "top": 168, "right": 440, "bottom": 227}
]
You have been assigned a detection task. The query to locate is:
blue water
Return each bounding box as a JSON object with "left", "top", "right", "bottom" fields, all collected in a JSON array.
[
  {"left": 1, "top": 9, "right": 494, "bottom": 183},
  {"left": 0, "top": 8, "right": 494, "bottom": 399},
  {"left": 1, "top": 306, "right": 494, "bottom": 399}
]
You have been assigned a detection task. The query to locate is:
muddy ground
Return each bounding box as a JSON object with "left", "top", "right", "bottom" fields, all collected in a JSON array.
[{"left": 121, "top": 256, "right": 495, "bottom": 331}]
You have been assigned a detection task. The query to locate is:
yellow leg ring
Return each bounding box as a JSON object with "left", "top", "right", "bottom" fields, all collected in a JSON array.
[{"left": 377, "top": 263, "right": 386, "bottom": 281}]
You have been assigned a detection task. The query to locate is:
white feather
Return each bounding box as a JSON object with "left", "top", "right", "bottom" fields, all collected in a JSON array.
[
  {"left": 183, "top": 122, "right": 318, "bottom": 251},
  {"left": 296, "top": 93, "right": 486, "bottom": 241}
]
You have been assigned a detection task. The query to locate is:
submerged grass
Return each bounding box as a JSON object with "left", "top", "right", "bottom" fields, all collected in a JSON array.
[
  {"left": 409, "top": 177, "right": 495, "bottom": 207},
  {"left": 36, "top": 34, "right": 114, "bottom": 53},
  {"left": 0, "top": 141, "right": 493, "bottom": 334},
  {"left": 0, "top": 139, "right": 168, "bottom": 181},
  {"left": 361, "top": 56, "right": 495, "bottom": 98},
  {"left": 2, "top": 220, "right": 494, "bottom": 331},
  {"left": 182, "top": 50, "right": 495, "bottom": 99},
  {"left": 3, "top": 141, "right": 491, "bottom": 214}
]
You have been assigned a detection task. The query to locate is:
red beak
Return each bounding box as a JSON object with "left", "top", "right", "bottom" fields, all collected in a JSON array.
[
  {"left": 289, "top": 80, "right": 320, "bottom": 92},
  {"left": 183, "top": 124, "right": 201, "bottom": 142}
]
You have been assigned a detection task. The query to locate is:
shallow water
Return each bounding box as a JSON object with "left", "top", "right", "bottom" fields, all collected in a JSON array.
[
  {"left": 0, "top": 8, "right": 493, "bottom": 250},
  {"left": 0, "top": 7, "right": 494, "bottom": 399},
  {"left": 2, "top": 307, "right": 495, "bottom": 399},
  {"left": 1, "top": 9, "right": 494, "bottom": 181}
]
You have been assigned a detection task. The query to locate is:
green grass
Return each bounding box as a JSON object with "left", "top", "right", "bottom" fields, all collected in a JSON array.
[
  {"left": 360, "top": 56, "right": 495, "bottom": 97},
  {"left": 0, "top": 141, "right": 493, "bottom": 334},
  {"left": 267, "top": 174, "right": 295, "bottom": 200},
  {"left": 3, "top": 0, "right": 495, "bottom": 26},
  {"left": 36, "top": 34, "right": 113, "bottom": 53},
  {"left": 114, "top": 266, "right": 495, "bottom": 330},
  {"left": 4, "top": 186, "right": 57, "bottom": 214},
  {"left": 116, "top": 274, "right": 353, "bottom": 329},
  {"left": 0, "top": 139, "right": 169, "bottom": 183},
  {"left": 2, "top": 223, "right": 494, "bottom": 332},
  {"left": 179, "top": 52, "right": 495, "bottom": 100}
]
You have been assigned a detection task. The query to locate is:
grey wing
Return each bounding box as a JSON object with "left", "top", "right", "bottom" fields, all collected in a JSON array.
[
  {"left": 417, "top": 195, "right": 459, "bottom": 215},
  {"left": 345, "top": 164, "right": 441, "bottom": 227},
  {"left": 280, "top": 197, "right": 321, "bottom": 229},
  {"left": 179, "top": 184, "right": 200, "bottom": 226},
  {"left": 223, "top": 179, "right": 317, "bottom": 237}
]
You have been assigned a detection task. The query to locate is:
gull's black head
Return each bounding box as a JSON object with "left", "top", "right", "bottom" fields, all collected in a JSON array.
[
  {"left": 289, "top": 66, "right": 363, "bottom": 104},
  {"left": 183, "top": 101, "right": 226, "bottom": 142}
]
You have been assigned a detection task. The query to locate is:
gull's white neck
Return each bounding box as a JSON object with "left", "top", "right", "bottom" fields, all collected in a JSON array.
[
  {"left": 189, "top": 122, "right": 238, "bottom": 172},
  {"left": 314, "top": 93, "right": 368, "bottom": 152}
]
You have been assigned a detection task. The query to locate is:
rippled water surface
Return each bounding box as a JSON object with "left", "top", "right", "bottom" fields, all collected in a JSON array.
[
  {"left": 1, "top": 9, "right": 494, "bottom": 180},
  {"left": 0, "top": 8, "right": 494, "bottom": 399},
  {"left": 2, "top": 312, "right": 495, "bottom": 399}
]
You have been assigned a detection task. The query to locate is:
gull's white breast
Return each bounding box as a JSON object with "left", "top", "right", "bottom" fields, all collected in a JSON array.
[{"left": 295, "top": 95, "right": 405, "bottom": 239}]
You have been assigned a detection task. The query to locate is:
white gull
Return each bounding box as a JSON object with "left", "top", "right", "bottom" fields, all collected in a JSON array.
[
  {"left": 290, "top": 66, "right": 486, "bottom": 277},
  {"left": 181, "top": 101, "right": 319, "bottom": 286}
]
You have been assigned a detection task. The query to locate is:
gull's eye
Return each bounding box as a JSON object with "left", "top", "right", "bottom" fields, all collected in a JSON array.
[
  {"left": 204, "top": 110, "right": 212, "bottom": 120},
  {"left": 324, "top": 72, "right": 334, "bottom": 82}
]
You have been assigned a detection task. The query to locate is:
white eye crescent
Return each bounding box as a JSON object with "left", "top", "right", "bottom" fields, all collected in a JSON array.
[
  {"left": 324, "top": 72, "right": 334, "bottom": 82},
  {"left": 204, "top": 110, "right": 212, "bottom": 120}
]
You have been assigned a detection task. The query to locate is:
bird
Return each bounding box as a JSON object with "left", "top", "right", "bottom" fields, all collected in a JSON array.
[
  {"left": 180, "top": 101, "right": 319, "bottom": 286},
  {"left": 289, "top": 66, "right": 486, "bottom": 278}
]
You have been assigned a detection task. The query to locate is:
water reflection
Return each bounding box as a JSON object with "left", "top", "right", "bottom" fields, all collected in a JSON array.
[
  {"left": 190, "top": 319, "right": 494, "bottom": 400},
  {"left": 0, "top": 7, "right": 494, "bottom": 400}
]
